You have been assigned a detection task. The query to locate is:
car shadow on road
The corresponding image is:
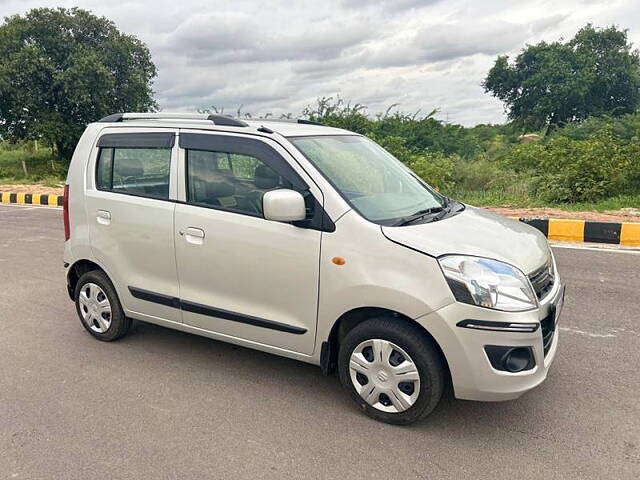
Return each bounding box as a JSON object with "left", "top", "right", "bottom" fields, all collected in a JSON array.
[{"left": 123, "top": 319, "right": 547, "bottom": 437}]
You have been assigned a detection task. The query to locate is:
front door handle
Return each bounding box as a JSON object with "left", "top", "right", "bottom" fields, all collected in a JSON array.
[
  {"left": 97, "top": 210, "right": 111, "bottom": 225},
  {"left": 183, "top": 227, "right": 205, "bottom": 245},
  {"left": 186, "top": 227, "right": 205, "bottom": 238}
]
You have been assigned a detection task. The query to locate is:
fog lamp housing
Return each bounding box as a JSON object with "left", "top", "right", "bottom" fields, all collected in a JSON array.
[{"left": 484, "top": 345, "right": 535, "bottom": 372}]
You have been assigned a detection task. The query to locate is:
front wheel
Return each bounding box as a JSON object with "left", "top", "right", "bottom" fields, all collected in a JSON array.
[{"left": 338, "top": 317, "right": 445, "bottom": 425}]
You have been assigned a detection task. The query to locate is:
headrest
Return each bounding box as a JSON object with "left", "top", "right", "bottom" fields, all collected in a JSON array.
[
  {"left": 205, "top": 181, "right": 235, "bottom": 198},
  {"left": 254, "top": 165, "right": 278, "bottom": 189},
  {"left": 116, "top": 157, "right": 144, "bottom": 177}
]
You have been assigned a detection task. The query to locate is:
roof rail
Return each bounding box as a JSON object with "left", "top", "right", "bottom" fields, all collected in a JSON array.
[
  {"left": 97, "top": 112, "right": 249, "bottom": 127},
  {"left": 206, "top": 114, "right": 249, "bottom": 127},
  {"left": 98, "top": 113, "right": 125, "bottom": 123},
  {"left": 254, "top": 118, "right": 326, "bottom": 126},
  {"left": 297, "top": 119, "right": 324, "bottom": 126}
]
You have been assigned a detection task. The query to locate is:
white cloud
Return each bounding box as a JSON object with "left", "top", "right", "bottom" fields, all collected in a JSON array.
[{"left": 0, "top": 0, "right": 638, "bottom": 125}]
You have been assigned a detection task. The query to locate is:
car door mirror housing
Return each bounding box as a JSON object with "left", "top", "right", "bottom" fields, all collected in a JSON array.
[{"left": 263, "top": 189, "right": 306, "bottom": 222}]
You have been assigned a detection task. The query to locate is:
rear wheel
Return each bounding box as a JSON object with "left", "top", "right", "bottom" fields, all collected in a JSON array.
[
  {"left": 74, "top": 270, "right": 131, "bottom": 341},
  {"left": 338, "top": 317, "right": 444, "bottom": 425}
]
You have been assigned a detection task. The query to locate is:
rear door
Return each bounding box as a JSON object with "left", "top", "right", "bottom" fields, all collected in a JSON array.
[
  {"left": 85, "top": 128, "right": 181, "bottom": 323},
  {"left": 173, "top": 131, "right": 323, "bottom": 354}
]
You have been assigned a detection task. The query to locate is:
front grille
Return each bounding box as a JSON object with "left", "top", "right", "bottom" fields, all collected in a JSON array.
[
  {"left": 540, "top": 310, "right": 555, "bottom": 356},
  {"left": 529, "top": 257, "right": 557, "bottom": 357},
  {"left": 528, "top": 259, "right": 555, "bottom": 300}
]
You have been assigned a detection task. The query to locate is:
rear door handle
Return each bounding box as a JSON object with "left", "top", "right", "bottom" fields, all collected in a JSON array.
[
  {"left": 183, "top": 227, "right": 205, "bottom": 245},
  {"left": 97, "top": 210, "right": 111, "bottom": 225}
]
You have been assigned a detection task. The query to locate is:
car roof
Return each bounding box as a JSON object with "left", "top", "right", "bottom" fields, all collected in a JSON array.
[
  {"left": 246, "top": 119, "right": 353, "bottom": 137},
  {"left": 92, "top": 113, "right": 355, "bottom": 138}
]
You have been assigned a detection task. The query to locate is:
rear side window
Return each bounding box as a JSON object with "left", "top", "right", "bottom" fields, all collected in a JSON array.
[
  {"left": 95, "top": 133, "right": 174, "bottom": 200},
  {"left": 96, "top": 148, "right": 113, "bottom": 190}
]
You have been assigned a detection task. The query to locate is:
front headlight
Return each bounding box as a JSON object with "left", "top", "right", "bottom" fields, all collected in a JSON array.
[{"left": 439, "top": 255, "right": 537, "bottom": 312}]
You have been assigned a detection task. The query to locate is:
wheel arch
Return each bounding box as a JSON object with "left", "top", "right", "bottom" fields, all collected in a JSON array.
[
  {"left": 66, "top": 259, "right": 111, "bottom": 300},
  {"left": 321, "top": 307, "right": 451, "bottom": 385}
]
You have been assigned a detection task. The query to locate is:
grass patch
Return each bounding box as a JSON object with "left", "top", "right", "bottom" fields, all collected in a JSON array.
[
  {"left": 447, "top": 188, "right": 542, "bottom": 208},
  {"left": 554, "top": 195, "right": 640, "bottom": 212},
  {"left": 450, "top": 189, "right": 640, "bottom": 212},
  {"left": 0, "top": 145, "right": 66, "bottom": 185}
]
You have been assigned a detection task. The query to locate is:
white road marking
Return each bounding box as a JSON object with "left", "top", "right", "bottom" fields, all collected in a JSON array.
[
  {"left": 559, "top": 326, "right": 640, "bottom": 338},
  {"left": 551, "top": 242, "right": 640, "bottom": 254},
  {"left": 0, "top": 206, "right": 38, "bottom": 211},
  {"left": 558, "top": 327, "right": 616, "bottom": 338},
  {"left": 0, "top": 203, "right": 61, "bottom": 211}
]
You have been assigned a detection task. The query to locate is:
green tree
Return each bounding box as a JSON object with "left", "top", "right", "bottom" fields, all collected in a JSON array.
[
  {"left": 0, "top": 7, "right": 157, "bottom": 161},
  {"left": 483, "top": 25, "right": 640, "bottom": 132}
]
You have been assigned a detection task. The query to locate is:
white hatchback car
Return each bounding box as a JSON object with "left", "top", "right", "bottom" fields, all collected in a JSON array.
[{"left": 63, "top": 113, "right": 564, "bottom": 424}]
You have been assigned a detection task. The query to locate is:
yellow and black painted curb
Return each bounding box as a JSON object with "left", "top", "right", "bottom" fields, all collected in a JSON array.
[
  {"left": 0, "top": 192, "right": 63, "bottom": 207},
  {"left": 519, "top": 217, "right": 640, "bottom": 247}
]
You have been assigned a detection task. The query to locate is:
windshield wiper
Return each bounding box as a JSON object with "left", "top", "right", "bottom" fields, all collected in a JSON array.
[
  {"left": 430, "top": 208, "right": 449, "bottom": 222},
  {"left": 393, "top": 207, "right": 444, "bottom": 226},
  {"left": 393, "top": 197, "right": 455, "bottom": 226},
  {"left": 430, "top": 197, "right": 452, "bottom": 222}
]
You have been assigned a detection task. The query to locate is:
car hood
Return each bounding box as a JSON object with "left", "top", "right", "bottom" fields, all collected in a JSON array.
[{"left": 382, "top": 205, "right": 550, "bottom": 274}]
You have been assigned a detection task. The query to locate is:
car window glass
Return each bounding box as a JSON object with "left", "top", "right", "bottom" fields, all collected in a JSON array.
[
  {"left": 186, "top": 149, "right": 291, "bottom": 216},
  {"left": 96, "top": 148, "right": 113, "bottom": 190},
  {"left": 291, "top": 135, "right": 445, "bottom": 224},
  {"left": 96, "top": 147, "right": 171, "bottom": 199}
]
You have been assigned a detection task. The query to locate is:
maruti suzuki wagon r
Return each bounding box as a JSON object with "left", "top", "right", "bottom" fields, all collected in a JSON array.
[{"left": 63, "top": 112, "right": 564, "bottom": 424}]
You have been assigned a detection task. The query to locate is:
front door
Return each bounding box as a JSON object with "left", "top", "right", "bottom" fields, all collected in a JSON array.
[{"left": 173, "top": 131, "right": 322, "bottom": 354}]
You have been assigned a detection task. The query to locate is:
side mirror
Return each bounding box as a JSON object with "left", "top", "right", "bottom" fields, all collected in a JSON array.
[{"left": 263, "top": 189, "right": 306, "bottom": 222}]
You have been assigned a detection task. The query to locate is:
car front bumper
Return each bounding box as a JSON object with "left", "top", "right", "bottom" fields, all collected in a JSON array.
[{"left": 416, "top": 279, "right": 565, "bottom": 402}]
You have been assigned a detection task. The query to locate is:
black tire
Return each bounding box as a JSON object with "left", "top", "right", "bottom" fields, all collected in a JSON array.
[
  {"left": 74, "top": 270, "right": 131, "bottom": 342},
  {"left": 338, "top": 317, "right": 445, "bottom": 425}
]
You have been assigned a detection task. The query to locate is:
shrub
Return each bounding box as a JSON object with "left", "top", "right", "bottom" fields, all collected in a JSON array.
[
  {"left": 502, "top": 141, "right": 549, "bottom": 172},
  {"left": 370, "top": 135, "right": 414, "bottom": 165},
  {"left": 447, "top": 157, "right": 534, "bottom": 204},
  {"left": 533, "top": 133, "right": 632, "bottom": 202},
  {"left": 407, "top": 153, "right": 456, "bottom": 191},
  {"left": 558, "top": 113, "right": 640, "bottom": 142}
]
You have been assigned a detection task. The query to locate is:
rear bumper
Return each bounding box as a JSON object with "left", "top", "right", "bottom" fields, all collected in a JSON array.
[{"left": 416, "top": 280, "right": 564, "bottom": 402}]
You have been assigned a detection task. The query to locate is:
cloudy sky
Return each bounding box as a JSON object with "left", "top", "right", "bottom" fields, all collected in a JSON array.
[{"left": 1, "top": 0, "right": 639, "bottom": 125}]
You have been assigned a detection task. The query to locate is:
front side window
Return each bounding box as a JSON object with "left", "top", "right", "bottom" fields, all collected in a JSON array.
[
  {"left": 290, "top": 135, "right": 447, "bottom": 225},
  {"left": 186, "top": 149, "right": 291, "bottom": 216},
  {"left": 96, "top": 147, "right": 171, "bottom": 199}
]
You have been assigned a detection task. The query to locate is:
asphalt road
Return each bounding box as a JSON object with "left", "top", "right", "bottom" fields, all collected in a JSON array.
[{"left": 1, "top": 204, "right": 639, "bottom": 480}]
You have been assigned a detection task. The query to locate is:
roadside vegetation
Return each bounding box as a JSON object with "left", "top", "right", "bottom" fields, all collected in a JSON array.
[
  {"left": 299, "top": 97, "right": 640, "bottom": 210},
  {"left": 0, "top": 11, "right": 638, "bottom": 211},
  {"left": 0, "top": 141, "right": 64, "bottom": 186},
  {"left": 3, "top": 106, "right": 639, "bottom": 211}
]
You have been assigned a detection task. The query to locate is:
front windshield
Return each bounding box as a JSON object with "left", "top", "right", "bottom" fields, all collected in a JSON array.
[{"left": 290, "top": 135, "right": 447, "bottom": 225}]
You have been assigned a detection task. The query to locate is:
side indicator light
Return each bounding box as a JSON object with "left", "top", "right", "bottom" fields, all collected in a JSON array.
[{"left": 332, "top": 257, "right": 346, "bottom": 266}]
